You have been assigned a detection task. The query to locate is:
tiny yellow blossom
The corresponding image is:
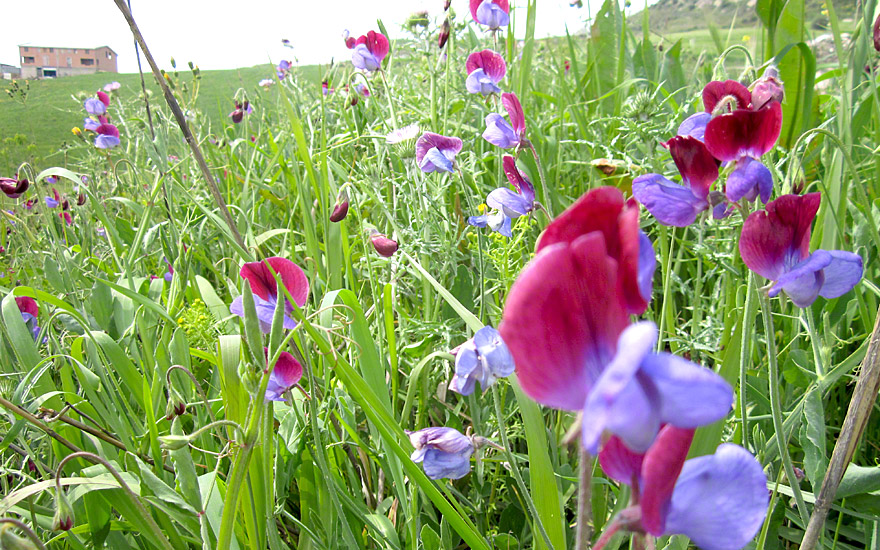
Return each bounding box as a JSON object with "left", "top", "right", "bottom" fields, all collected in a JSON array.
[
  {"left": 477, "top": 203, "right": 487, "bottom": 214},
  {"left": 71, "top": 127, "right": 82, "bottom": 136}
]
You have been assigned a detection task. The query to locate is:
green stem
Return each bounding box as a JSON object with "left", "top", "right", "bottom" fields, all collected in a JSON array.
[
  {"left": 575, "top": 447, "right": 593, "bottom": 550},
  {"left": 759, "top": 290, "right": 810, "bottom": 526},
  {"left": 491, "top": 385, "right": 555, "bottom": 550},
  {"left": 803, "top": 307, "right": 826, "bottom": 379},
  {"left": 740, "top": 274, "right": 756, "bottom": 452},
  {"left": 380, "top": 69, "right": 399, "bottom": 129}
]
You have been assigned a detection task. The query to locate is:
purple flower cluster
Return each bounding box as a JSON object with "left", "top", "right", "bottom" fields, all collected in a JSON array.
[{"left": 81, "top": 90, "right": 121, "bottom": 149}]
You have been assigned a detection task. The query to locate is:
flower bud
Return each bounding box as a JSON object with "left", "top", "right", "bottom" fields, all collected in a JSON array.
[
  {"left": 444, "top": 0, "right": 451, "bottom": 9},
  {"left": 330, "top": 191, "right": 350, "bottom": 222},
  {"left": 52, "top": 490, "right": 75, "bottom": 531},
  {"left": 158, "top": 434, "right": 192, "bottom": 451},
  {"left": 438, "top": 19, "right": 451, "bottom": 49},
  {"left": 370, "top": 231, "right": 398, "bottom": 257},
  {"left": 77, "top": 193, "right": 86, "bottom": 206},
  {"left": 750, "top": 66, "right": 784, "bottom": 110},
  {"left": 0, "top": 177, "right": 28, "bottom": 199},
  {"left": 165, "top": 388, "right": 187, "bottom": 420}
]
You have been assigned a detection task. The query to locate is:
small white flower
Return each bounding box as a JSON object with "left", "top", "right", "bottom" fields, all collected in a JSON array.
[{"left": 386, "top": 123, "right": 420, "bottom": 144}]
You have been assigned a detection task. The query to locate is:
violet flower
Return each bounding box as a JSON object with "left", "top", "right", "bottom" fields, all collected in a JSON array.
[
  {"left": 409, "top": 427, "right": 474, "bottom": 479},
  {"left": 482, "top": 93, "right": 525, "bottom": 149},
  {"left": 45, "top": 188, "right": 60, "bottom": 208},
  {"left": 0, "top": 177, "right": 29, "bottom": 199},
  {"left": 95, "top": 123, "right": 120, "bottom": 149},
  {"left": 229, "top": 101, "right": 253, "bottom": 124},
  {"left": 597, "top": 426, "right": 768, "bottom": 550},
  {"left": 276, "top": 60, "right": 292, "bottom": 79},
  {"left": 632, "top": 135, "right": 720, "bottom": 227},
  {"left": 468, "top": 155, "right": 535, "bottom": 236},
  {"left": 469, "top": 0, "right": 510, "bottom": 29},
  {"left": 264, "top": 347, "right": 303, "bottom": 401},
  {"left": 84, "top": 95, "right": 108, "bottom": 116},
  {"left": 351, "top": 31, "right": 390, "bottom": 72},
  {"left": 739, "top": 193, "right": 863, "bottom": 307},
  {"left": 229, "top": 256, "right": 310, "bottom": 333},
  {"left": 415, "top": 132, "right": 463, "bottom": 173},
  {"left": 449, "top": 326, "right": 514, "bottom": 395},
  {"left": 15, "top": 296, "right": 41, "bottom": 342},
  {"left": 465, "top": 50, "right": 506, "bottom": 96},
  {"left": 83, "top": 117, "right": 101, "bottom": 132}
]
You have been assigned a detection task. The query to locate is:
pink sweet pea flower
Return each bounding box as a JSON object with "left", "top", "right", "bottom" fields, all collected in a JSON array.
[
  {"left": 482, "top": 92, "right": 525, "bottom": 149},
  {"left": 264, "top": 347, "right": 303, "bottom": 401},
  {"left": 95, "top": 123, "right": 120, "bottom": 149},
  {"left": 415, "top": 132, "right": 463, "bottom": 173},
  {"left": 469, "top": 0, "right": 510, "bottom": 29},
  {"left": 465, "top": 50, "right": 506, "bottom": 95},
  {"left": 351, "top": 31, "right": 390, "bottom": 72},
  {"left": 229, "top": 257, "right": 310, "bottom": 333}
]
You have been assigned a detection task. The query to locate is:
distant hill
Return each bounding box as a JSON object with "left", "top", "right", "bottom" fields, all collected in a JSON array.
[{"left": 632, "top": 0, "right": 857, "bottom": 34}]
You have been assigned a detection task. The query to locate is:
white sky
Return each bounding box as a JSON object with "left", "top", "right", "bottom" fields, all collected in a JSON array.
[{"left": 0, "top": 0, "right": 622, "bottom": 73}]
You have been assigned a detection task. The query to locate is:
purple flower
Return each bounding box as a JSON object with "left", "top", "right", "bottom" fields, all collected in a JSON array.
[
  {"left": 229, "top": 101, "right": 253, "bottom": 124},
  {"left": 276, "top": 60, "right": 292, "bottom": 79},
  {"left": 15, "top": 296, "right": 41, "bottom": 342},
  {"left": 350, "top": 31, "right": 390, "bottom": 72},
  {"left": 83, "top": 117, "right": 101, "bottom": 132},
  {"left": 597, "top": 426, "right": 768, "bottom": 550},
  {"left": 465, "top": 50, "right": 506, "bottom": 95},
  {"left": 370, "top": 232, "right": 399, "bottom": 257},
  {"left": 409, "top": 427, "right": 474, "bottom": 479},
  {"left": 482, "top": 93, "right": 525, "bottom": 149},
  {"left": 45, "top": 188, "right": 61, "bottom": 208},
  {"left": 84, "top": 97, "right": 107, "bottom": 116},
  {"left": 264, "top": 347, "right": 303, "bottom": 401},
  {"left": 469, "top": 0, "right": 510, "bottom": 29},
  {"left": 415, "top": 132, "right": 463, "bottom": 173},
  {"left": 0, "top": 177, "right": 29, "bottom": 199},
  {"left": 468, "top": 155, "right": 535, "bottom": 236},
  {"left": 163, "top": 262, "right": 174, "bottom": 282},
  {"left": 449, "top": 326, "right": 515, "bottom": 395},
  {"left": 704, "top": 101, "right": 781, "bottom": 203},
  {"left": 632, "top": 135, "right": 720, "bottom": 227},
  {"left": 95, "top": 123, "right": 120, "bottom": 149},
  {"left": 229, "top": 257, "right": 310, "bottom": 333},
  {"left": 740, "top": 193, "right": 863, "bottom": 307}
]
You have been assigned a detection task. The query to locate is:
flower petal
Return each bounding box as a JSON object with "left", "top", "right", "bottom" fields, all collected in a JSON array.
[
  {"left": 639, "top": 352, "right": 734, "bottom": 428},
  {"left": 363, "top": 30, "right": 389, "bottom": 62},
  {"left": 665, "top": 135, "right": 719, "bottom": 199},
  {"left": 632, "top": 173, "right": 708, "bottom": 227},
  {"left": 725, "top": 157, "right": 773, "bottom": 203},
  {"left": 14, "top": 296, "right": 38, "bottom": 318},
  {"left": 501, "top": 92, "right": 525, "bottom": 137},
  {"left": 239, "top": 257, "right": 309, "bottom": 307},
  {"left": 415, "top": 132, "right": 463, "bottom": 165},
  {"left": 420, "top": 147, "right": 454, "bottom": 173},
  {"left": 677, "top": 112, "right": 711, "bottom": 141},
  {"left": 482, "top": 113, "right": 519, "bottom": 149},
  {"left": 465, "top": 69, "right": 501, "bottom": 95},
  {"left": 817, "top": 250, "right": 863, "bottom": 300},
  {"left": 500, "top": 232, "right": 629, "bottom": 410},
  {"left": 639, "top": 425, "right": 695, "bottom": 536},
  {"left": 451, "top": 341, "right": 481, "bottom": 395},
  {"left": 503, "top": 155, "right": 535, "bottom": 203},
  {"left": 487, "top": 187, "right": 532, "bottom": 217},
  {"left": 422, "top": 448, "right": 474, "bottom": 479},
  {"left": 598, "top": 435, "right": 644, "bottom": 485},
  {"left": 702, "top": 80, "right": 751, "bottom": 113},
  {"left": 663, "top": 444, "right": 769, "bottom": 550},
  {"left": 465, "top": 49, "right": 506, "bottom": 82},
  {"left": 638, "top": 231, "right": 656, "bottom": 303},
  {"left": 704, "top": 101, "right": 782, "bottom": 161},
  {"left": 739, "top": 193, "right": 820, "bottom": 281},
  {"left": 473, "top": 326, "right": 515, "bottom": 381}
]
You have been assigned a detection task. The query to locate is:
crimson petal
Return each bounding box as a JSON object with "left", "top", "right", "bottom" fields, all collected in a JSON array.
[
  {"left": 501, "top": 92, "right": 525, "bottom": 137},
  {"left": 639, "top": 426, "right": 695, "bottom": 536},
  {"left": 239, "top": 257, "right": 309, "bottom": 307},
  {"left": 665, "top": 135, "right": 718, "bottom": 199},
  {"left": 739, "top": 193, "right": 820, "bottom": 281},
  {"left": 704, "top": 101, "right": 782, "bottom": 161},
  {"left": 702, "top": 80, "right": 751, "bottom": 113}
]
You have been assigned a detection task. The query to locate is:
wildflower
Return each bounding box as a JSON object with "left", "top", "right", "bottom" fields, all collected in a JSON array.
[
  {"left": 322, "top": 81, "right": 334, "bottom": 96},
  {"left": 229, "top": 257, "right": 310, "bottom": 333},
  {"left": 282, "top": 38, "right": 293, "bottom": 48},
  {"left": 449, "top": 326, "right": 515, "bottom": 395},
  {"left": 342, "top": 29, "right": 356, "bottom": 49},
  {"left": 874, "top": 12, "right": 880, "bottom": 52},
  {"left": 0, "top": 177, "right": 28, "bottom": 199},
  {"left": 15, "top": 296, "right": 40, "bottom": 341},
  {"left": 84, "top": 94, "right": 108, "bottom": 116},
  {"left": 330, "top": 190, "right": 349, "bottom": 222},
  {"left": 229, "top": 100, "right": 253, "bottom": 123},
  {"left": 71, "top": 127, "right": 82, "bottom": 136},
  {"left": 564, "top": 59, "right": 571, "bottom": 76},
  {"left": 439, "top": 18, "right": 451, "bottom": 49},
  {"left": 482, "top": 92, "right": 525, "bottom": 149},
  {"left": 370, "top": 231, "right": 399, "bottom": 257},
  {"left": 469, "top": 0, "right": 510, "bottom": 29},
  {"left": 103, "top": 81, "right": 121, "bottom": 92},
  {"left": 276, "top": 60, "right": 292, "bottom": 79},
  {"left": 676, "top": 80, "right": 751, "bottom": 141},
  {"left": 409, "top": 427, "right": 475, "bottom": 479},
  {"left": 264, "top": 347, "right": 303, "bottom": 401},
  {"left": 164, "top": 262, "right": 174, "bottom": 282},
  {"left": 45, "top": 188, "right": 60, "bottom": 208},
  {"left": 632, "top": 135, "right": 720, "bottom": 227},
  {"left": 386, "top": 123, "right": 420, "bottom": 145},
  {"left": 468, "top": 155, "right": 535, "bottom": 236},
  {"left": 750, "top": 66, "right": 785, "bottom": 110},
  {"left": 95, "top": 123, "right": 121, "bottom": 149},
  {"left": 596, "top": 426, "right": 768, "bottom": 550},
  {"left": 259, "top": 78, "right": 275, "bottom": 88},
  {"left": 83, "top": 116, "right": 102, "bottom": 132},
  {"left": 704, "top": 101, "right": 781, "bottom": 203},
  {"left": 739, "top": 193, "right": 863, "bottom": 307},
  {"left": 415, "top": 131, "right": 463, "bottom": 173},
  {"left": 465, "top": 49, "right": 506, "bottom": 96},
  {"left": 351, "top": 30, "right": 390, "bottom": 72},
  {"left": 354, "top": 83, "right": 370, "bottom": 97}
]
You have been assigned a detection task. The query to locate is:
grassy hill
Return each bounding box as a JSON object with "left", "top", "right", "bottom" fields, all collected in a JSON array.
[{"left": 0, "top": 64, "right": 322, "bottom": 175}]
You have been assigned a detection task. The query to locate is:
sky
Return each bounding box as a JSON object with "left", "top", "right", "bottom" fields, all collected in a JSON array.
[{"left": 1, "top": 0, "right": 609, "bottom": 74}]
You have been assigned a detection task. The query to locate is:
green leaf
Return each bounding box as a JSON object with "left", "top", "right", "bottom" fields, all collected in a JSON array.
[{"left": 801, "top": 388, "right": 827, "bottom": 487}]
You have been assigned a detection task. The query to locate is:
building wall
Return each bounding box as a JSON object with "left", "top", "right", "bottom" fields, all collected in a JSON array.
[{"left": 18, "top": 45, "right": 117, "bottom": 77}]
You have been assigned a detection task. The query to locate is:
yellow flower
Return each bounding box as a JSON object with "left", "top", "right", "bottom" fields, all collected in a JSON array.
[
  {"left": 742, "top": 35, "right": 751, "bottom": 43},
  {"left": 477, "top": 203, "right": 487, "bottom": 214},
  {"left": 71, "top": 127, "right": 82, "bottom": 136}
]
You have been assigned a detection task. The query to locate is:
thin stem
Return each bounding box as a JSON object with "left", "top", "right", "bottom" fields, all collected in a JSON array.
[
  {"left": 57, "top": 452, "right": 174, "bottom": 550},
  {"left": 759, "top": 290, "right": 810, "bottom": 525},
  {"left": 802, "top": 307, "right": 826, "bottom": 379},
  {"left": 739, "top": 274, "right": 756, "bottom": 452},
  {"left": 575, "top": 447, "right": 593, "bottom": 550},
  {"left": 525, "top": 139, "right": 551, "bottom": 217},
  {"left": 380, "top": 69, "right": 399, "bottom": 129},
  {"left": 0, "top": 518, "right": 48, "bottom": 550},
  {"left": 491, "top": 385, "right": 555, "bottom": 550}
]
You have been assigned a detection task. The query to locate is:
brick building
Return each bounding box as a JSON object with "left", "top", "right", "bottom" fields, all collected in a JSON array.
[{"left": 18, "top": 45, "right": 118, "bottom": 78}]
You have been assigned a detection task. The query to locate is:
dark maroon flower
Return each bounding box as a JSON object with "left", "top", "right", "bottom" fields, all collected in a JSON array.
[
  {"left": 330, "top": 191, "right": 349, "bottom": 222},
  {"left": 702, "top": 80, "right": 751, "bottom": 114},
  {"left": 874, "top": 12, "right": 880, "bottom": 52},
  {"left": 370, "top": 232, "right": 398, "bottom": 257},
  {"left": 439, "top": 19, "right": 451, "bottom": 49},
  {"left": 0, "top": 177, "right": 28, "bottom": 199}
]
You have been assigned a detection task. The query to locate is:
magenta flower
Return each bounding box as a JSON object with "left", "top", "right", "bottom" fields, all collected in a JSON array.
[
  {"left": 469, "top": 0, "right": 510, "bottom": 29},
  {"left": 351, "top": 31, "right": 390, "bottom": 72},
  {"left": 342, "top": 30, "right": 356, "bottom": 49},
  {"left": 415, "top": 132, "right": 463, "bottom": 173},
  {"left": 632, "top": 135, "right": 720, "bottom": 226},
  {"left": 95, "top": 123, "right": 120, "bottom": 149},
  {"left": 597, "top": 426, "right": 768, "bottom": 550},
  {"left": 370, "top": 232, "right": 399, "bottom": 257},
  {"left": 229, "top": 100, "right": 253, "bottom": 124},
  {"left": 276, "top": 60, "right": 292, "bottom": 79},
  {"left": 468, "top": 155, "right": 535, "bottom": 236},
  {"left": 482, "top": 93, "right": 525, "bottom": 149},
  {"left": 739, "top": 193, "right": 863, "bottom": 307},
  {"left": 449, "top": 326, "right": 515, "bottom": 395},
  {"left": 0, "top": 177, "right": 29, "bottom": 199},
  {"left": 677, "top": 79, "right": 756, "bottom": 142},
  {"left": 465, "top": 50, "right": 506, "bottom": 95},
  {"left": 15, "top": 296, "right": 41, "bottom": 342},
  {"left": 704, "top": 101, "right": 781, "bottom": 203},
  {"left": 409, "top": 427, "right": 474, "bottom": 479},
  {"left": 264, "top": 347, "right": 303, "bottom": 401},
  {"left": 229, "top": 257, "right": 310, "bottom": 333}
]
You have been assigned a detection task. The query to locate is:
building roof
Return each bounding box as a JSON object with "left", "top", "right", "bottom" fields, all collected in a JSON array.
[{"left": 17, "top": 44, "right": 118, "bottom": 55}]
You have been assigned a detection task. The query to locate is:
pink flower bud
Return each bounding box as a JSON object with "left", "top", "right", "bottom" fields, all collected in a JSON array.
[
  {"left": 370, "top": 232, "right": 398, "bottom": 257},
  {"left": 330, "top": 198, "right": 349, "bottom": 222}
]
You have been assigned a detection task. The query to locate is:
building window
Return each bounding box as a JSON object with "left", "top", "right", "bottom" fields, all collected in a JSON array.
[
  {"left": 81, "top": 58, "right": 95, "bottom": 66},
  {"left": 23, "top": 47, "right": 28, "bottom": 52},
  {"left": 43, "top": 55, "right": 49, "bottom": 65},
  {"left": 85, "top": 49, "right": 90, "bottom": 54},
  {"left": 49, "top": 48, "right": 54, "bottom": 53},
  {"left": 67, "top": 57, "right": 72, "bottom": 67},
  {"left": 23, "top": 56, "right": 34, "bottom": 64},
  {"left": 106, "top": 51, "right": 112, "bottom": 59}
]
